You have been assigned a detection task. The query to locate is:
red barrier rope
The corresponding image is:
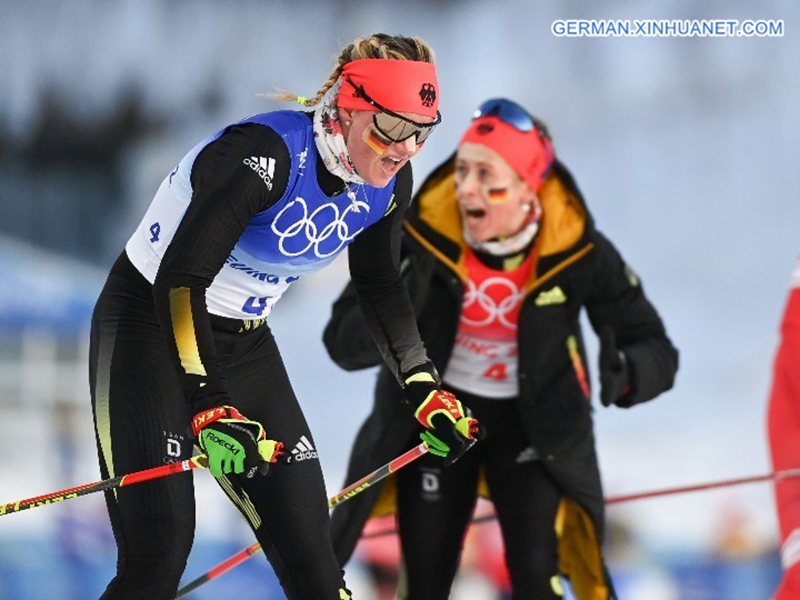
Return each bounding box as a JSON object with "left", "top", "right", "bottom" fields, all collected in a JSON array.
[
  {"left": 359, "top": 467, "right": 800, "bottom": 539},
  {"left": 605, "top": 468, "right": 800, "bottom": 505}
]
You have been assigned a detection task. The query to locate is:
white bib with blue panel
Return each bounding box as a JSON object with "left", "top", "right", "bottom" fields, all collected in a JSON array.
[{"left": 126, "top": 111, "right": 395, "bottom": 319}]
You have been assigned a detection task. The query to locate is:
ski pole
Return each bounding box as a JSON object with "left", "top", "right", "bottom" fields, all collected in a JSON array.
[
  {"left": 175, "top": 441, "right": 430, "bottom": 598},
  {"left": 329, "top": 440, "right": 431, "bottom": 508},
  {"left": 0, "top": 455, "right": 208, "bottom": 517}
]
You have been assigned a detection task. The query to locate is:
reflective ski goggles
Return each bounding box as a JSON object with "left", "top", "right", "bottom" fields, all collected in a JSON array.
[
  {"left": 346, "top": 77, "right": 442, "bottom": 145},
  {"left": 472, "top": 98, "right": 541, "bottom": 134}
]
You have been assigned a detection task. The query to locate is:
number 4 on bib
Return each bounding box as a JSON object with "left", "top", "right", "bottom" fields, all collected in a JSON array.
[{"left": 482, "top": 363, "right": 508, "bottom": 381}]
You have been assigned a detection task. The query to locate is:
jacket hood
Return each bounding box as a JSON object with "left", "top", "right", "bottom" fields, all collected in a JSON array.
[{"left": 404, "top": 153, "right": 595, "bottom": 278}]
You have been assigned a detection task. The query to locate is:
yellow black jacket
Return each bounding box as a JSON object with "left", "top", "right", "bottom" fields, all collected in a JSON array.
[{"left": 324, "top": 155, "right": 678, "bottom": 599}]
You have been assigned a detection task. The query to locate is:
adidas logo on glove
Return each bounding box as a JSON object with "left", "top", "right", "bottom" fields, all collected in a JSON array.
[{"left": 287, "top": 435, "right": 318, "bottom": 464}]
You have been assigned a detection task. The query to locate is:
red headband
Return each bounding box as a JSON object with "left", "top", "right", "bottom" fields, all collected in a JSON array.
[
  {"left": 460, "top": 116, "right": 554, "bottom": 192},
  {"left": 337, "top": 58, "right": 439, "bottom": 118}
]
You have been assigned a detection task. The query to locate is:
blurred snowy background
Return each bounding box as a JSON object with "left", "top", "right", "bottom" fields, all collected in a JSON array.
[{"left": 0, "top": 0, "right": 797, "bottom": 598}]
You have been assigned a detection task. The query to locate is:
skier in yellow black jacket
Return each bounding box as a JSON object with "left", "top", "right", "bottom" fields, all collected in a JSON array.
[{"left": 323, "top": 98, "right": 679, "bottom": 599}]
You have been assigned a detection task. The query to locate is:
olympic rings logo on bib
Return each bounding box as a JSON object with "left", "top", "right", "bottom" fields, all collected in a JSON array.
[
  {"left": 271, "top": 197, "right": 370, "bottom": 259},
  {"left": 461, "top": 277, "right": 524, "bottom": 331}
]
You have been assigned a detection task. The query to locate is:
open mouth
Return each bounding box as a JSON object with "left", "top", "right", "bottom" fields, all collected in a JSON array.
[
  {"left": 463, "top": 206, "right": 487, "bottom": 220},
  {"left": 380, "top": 156, "right": 403, "bottom": 171}
]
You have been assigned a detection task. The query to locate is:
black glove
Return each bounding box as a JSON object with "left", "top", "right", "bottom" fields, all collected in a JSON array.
[
  {"left": 402, "top": 363, "right": 484, "bottom": 466},
  {"left": 599, "top": 327, "right": 633, "bottom": 407}
]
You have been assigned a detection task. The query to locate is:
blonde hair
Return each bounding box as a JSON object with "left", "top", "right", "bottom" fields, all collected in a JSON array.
[{"left": 269, "top": 33, "right": 436, "bottom": 107}]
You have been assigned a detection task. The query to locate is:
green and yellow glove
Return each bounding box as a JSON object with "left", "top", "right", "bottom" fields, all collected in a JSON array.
[
  {"left": 191, "top": 405, "right": 284, "bottom": 478},
  {"left": 403, "top": 366, "right": 483, "bottom": 466}
]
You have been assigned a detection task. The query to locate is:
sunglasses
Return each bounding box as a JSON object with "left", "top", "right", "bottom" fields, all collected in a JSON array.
[
  {"left": 472, "top": 98, "right": 546, "bottom": 136},
  {"left": 346, "top": 77, "right": 441, "bottom": 145}
]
